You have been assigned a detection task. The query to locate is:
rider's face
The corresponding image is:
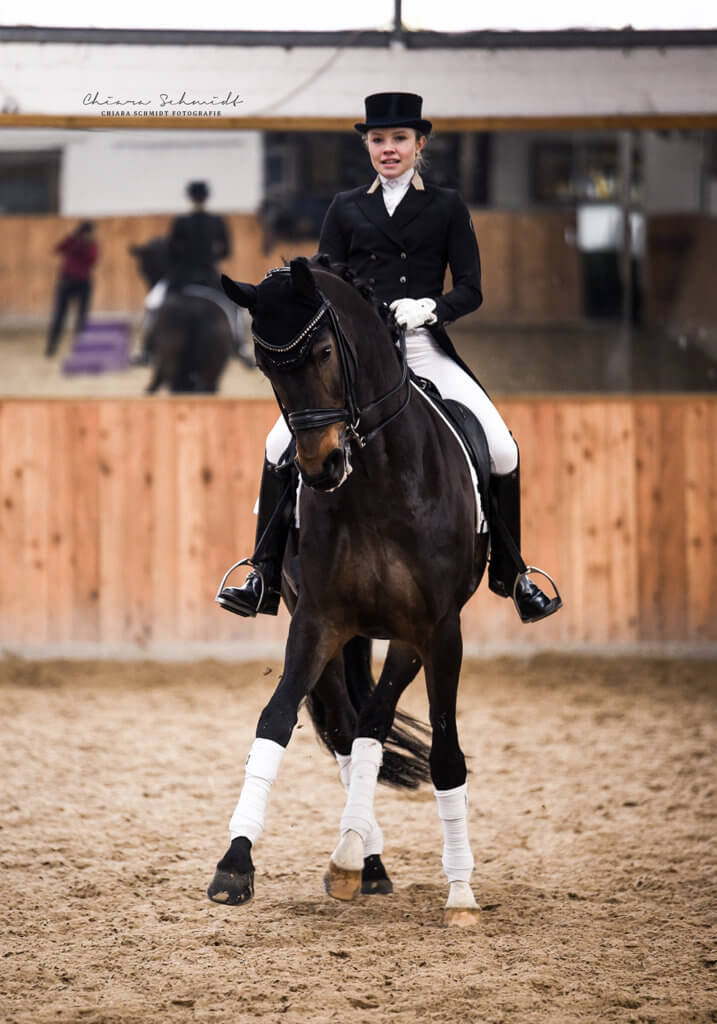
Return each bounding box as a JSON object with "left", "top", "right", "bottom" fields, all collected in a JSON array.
[{"left": 366, "top": 127, "right": 425, "bottom": 180}]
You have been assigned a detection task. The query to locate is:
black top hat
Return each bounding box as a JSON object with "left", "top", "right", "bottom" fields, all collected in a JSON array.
[
  {"left": 354, "top": 92, "right": 432, "bottom": 136},
  {"left": 187, "top": 180, "right": 209, "bottom": 202}
]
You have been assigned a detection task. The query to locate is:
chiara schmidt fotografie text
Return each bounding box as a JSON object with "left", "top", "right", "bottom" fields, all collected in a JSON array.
[{"left": 82, "top": 90, "right": 244, "bottom": 117}]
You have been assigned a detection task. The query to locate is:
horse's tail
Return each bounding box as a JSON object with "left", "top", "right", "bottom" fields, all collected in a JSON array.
[{"left": 305, "top": 636, "right": 432, "bottom": 790}]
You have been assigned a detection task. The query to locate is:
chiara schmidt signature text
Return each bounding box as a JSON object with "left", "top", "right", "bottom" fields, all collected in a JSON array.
[{"left": 82, "top": 91, "right": 243, "bottom": 111}]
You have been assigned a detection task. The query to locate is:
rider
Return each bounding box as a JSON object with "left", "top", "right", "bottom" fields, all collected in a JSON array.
[
  {"left": 166, "top": 180, "right": 231, "bottom": 293},
  {"left": 218, "top": 92, "right": 561, "bottom": 625},
  {"left": 142, "top": 181, "right": 248, "bottom": 358}
]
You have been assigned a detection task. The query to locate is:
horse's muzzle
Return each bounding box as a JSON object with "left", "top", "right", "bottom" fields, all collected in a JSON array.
[{"left": 297, "top": 444, "right": 352, "bottom": 492}]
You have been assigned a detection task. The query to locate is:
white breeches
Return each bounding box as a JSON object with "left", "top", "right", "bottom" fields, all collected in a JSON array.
[
  {"left": 264, "top": 327, "right": 518, "bottom": 475},
  {"left": 144, "top": 278, "right": 168, "bottom": 311}
]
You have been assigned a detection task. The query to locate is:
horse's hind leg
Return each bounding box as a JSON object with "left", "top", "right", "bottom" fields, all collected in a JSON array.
[
  {"left": 325, "top": 640, "right": 422, "bottom": 901},
  {"left": 424, "top": 612, "right": 480, "bottom": 928},
  {"left": 208, "top": 611, "right": 339, "bottom": 907}
]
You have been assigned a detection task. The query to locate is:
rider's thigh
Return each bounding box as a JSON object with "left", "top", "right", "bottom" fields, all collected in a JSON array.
[
  {"left": 405, "top": 330, "right": 518, "bottom": 475},
  {"left": 265, "top": 414, "right": 293, "bottom": 466}
]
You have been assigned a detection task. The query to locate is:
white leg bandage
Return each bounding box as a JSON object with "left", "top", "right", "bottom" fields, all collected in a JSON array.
[
  {"left": 339, "top": 738, "right": 383, "bottom": 842},
  {"left": 335, "top": 750, "right": 384, "bottom": 857},
  {"left": 229, "top": 738, "right": 285, "bottom": 844},
  {"left": 434, "top": 783, "right": 475, "bottom": 884}
]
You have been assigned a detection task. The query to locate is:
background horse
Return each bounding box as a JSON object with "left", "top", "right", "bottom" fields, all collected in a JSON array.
[
  {"left": 208, "top": 257, "right": 489, "bottom": 925},
  {"left": 130, "top": 237, "right": 239, "bottom": 394}
]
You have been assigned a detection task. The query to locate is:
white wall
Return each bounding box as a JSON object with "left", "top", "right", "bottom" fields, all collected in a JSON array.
[
  {"left": 0, "top": 127, "right": 262, "bottom": 215},
  {"left": 61, "top": 130, "right": 261, "bottom": 215},
  {"left": 2, "top": 41, "right": 717, "bottom": 119}
]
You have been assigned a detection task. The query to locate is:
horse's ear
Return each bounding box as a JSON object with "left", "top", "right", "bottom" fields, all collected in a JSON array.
[
  {"left": 221, "top": 274, "right": 257, "bottom": 312},
  {"left": 289, "top": 258, "right": 318, "bottom": 300}
]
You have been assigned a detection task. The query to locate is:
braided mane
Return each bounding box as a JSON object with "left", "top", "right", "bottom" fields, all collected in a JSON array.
[{"left": 298, "top": 253, "right": 403, "bottom": 347}]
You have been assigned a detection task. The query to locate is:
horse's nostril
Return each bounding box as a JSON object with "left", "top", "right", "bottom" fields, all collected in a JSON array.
[{"left": 324, "top": 449, "right": 344, "bottom": 478}]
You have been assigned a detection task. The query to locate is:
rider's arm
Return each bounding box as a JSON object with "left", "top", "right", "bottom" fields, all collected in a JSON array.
[
  {"left": 318, "top": 197, "right": 348, "bottom": 263},
  {"left": 214, "top": 217, "right": 231, "bottom": 261},
  {"left": 167, "top": 216, "right": 186, "bottom": 264},
  {"left": 433, "top": 192, "right": 483, "bottom": 326}
]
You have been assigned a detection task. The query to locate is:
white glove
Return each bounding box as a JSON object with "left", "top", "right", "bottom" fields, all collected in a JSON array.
[{"left": 389, "top": 297, "right": 437, "bottom": 331}]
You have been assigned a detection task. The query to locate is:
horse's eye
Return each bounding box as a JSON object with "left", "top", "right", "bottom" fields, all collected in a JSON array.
[{"left": 318, "top": 346, "right": 332, "bottom": 366}]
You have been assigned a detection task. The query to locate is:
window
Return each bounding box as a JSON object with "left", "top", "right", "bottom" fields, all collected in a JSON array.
[{"left": 0, "top": 150, "right": 61, "bottom": 213}]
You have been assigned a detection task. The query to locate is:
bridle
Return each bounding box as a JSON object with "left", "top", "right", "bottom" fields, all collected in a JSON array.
[{"left": 252, "top": 268, "right": 411, "bottom": 451}]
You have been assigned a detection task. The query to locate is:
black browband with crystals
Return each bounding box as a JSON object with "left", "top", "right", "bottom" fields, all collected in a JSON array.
[{"left": 252, "top": 266, "right": 410, "bottom": 448}]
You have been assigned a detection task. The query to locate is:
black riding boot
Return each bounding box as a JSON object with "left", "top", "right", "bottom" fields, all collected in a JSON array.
[
  {"left": 216, "top": 457, "right": 297, "bottom": 617},
  {"left": 488, "top": 466, "right": 562, "bottom": 624}
]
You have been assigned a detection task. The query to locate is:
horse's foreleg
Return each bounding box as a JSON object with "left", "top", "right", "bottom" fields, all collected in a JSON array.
[
  {"left": 424, "top": 612, "right": 480, "bottom": 927},
  {"left": 208, "top": 613, "right": 339, "bottom": 906},
  {"left": 334, "top": 753, "right": 392, "bottom": 894},
  {"left": 325, "top": 641, "right": 421, "bottom": 901}
]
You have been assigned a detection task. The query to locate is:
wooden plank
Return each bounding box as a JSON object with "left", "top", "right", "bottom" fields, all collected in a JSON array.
[
  {"left": 21, "top": 402, "right": 51, "bottom": 646},
  {"left": 121, "top": 402, "right": 155, "bottom": 647},
  {"left": 634, "top": 402, "right": 663, "bottom": 644},
  {"left": 557, "top": 401, "right": 586, "bottom": 646},
  {"left": 578, "top": 402, "right": 611, "bottom": 646},
  {"left": 45, "top": 403, "right": 74, "bottom": 646},
  {"left": 522, "top": 399, "right": 564, "bottom": 647},
  {"left": 69, "top": 403, "right": 101, "bottom": 644},
  {"left": 684, "top": 401, "right": 714, "bottom": 642},
  {"left": 605, "top": 402, "right": 639, "bottom": 646},
  {"left": 97, "top": 402, "right": 127, "bottom": 647},
  {"left": 659, "top": 402, "right": 688, "bottom": 643},
  {"left": 0, "top": 403, "right": 25, "bottom": 646},
  {"left": 201, "top": 401, "right": 238, "bottom": 643},
  {"left": 175, "top": 401, "right": 204, "bottom": 644},
  {"left": 151, "top": 400, "right": 179, "bottom": 648}
]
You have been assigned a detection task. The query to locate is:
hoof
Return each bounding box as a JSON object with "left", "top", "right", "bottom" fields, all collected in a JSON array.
[
  {"left": 361, "top": 854, "right": 393, "bottom": 895},
  {"left": 444, "top": 880, "right": 480, "bottom": 926},
  {"left": 207, "top": 837, "right": 255, "bottom": 906},
  {"left": 207, "top": 868, "right": 254, "bottom": 906},
  {"left": 324, "top": 860, "right": 362, "bottom": 902},
  {"left": 444, "top": 906, "right": 481, "bottom": 928}
]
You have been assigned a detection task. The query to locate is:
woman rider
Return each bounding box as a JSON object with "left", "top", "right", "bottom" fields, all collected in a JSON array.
[{"left": 218, "top": 92, "right": 561, "bottom": 625}]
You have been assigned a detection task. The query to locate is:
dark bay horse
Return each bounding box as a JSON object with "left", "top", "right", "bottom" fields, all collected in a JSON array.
[
  {"left": 208, "top": 257, "right": 489, "bottom": 925},
  {"left": 130, "top": 237, "right": 236, "bottom": 393}
]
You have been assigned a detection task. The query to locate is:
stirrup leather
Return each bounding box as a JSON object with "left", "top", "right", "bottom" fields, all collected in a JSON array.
[
  {"left": 215, "top": 558, "right": 266, "bottom": 609},
  {"left": 511, "top": 566, "right": 562, "bottom": 616}
]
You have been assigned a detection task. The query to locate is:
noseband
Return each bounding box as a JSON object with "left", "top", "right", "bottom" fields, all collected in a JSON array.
[{"left": 252, "top": 269, "right": 411, "bottom": 450}]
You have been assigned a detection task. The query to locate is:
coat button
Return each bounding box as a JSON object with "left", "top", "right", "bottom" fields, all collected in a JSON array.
[
  {"left": 400, "top": 252, "right": 407, "bottom": 259},
  {"left": 370, "top": 253, "right": 377, "bottom": 260},
  {"left": 369, "top": 277, "right": 375, "bottom": 285},
  {"left": 399, "top": 275, "right": 406, "bottom": 284}
]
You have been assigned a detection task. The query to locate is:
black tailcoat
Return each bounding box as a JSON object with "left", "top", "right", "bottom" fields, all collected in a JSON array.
[
  {"left": 318, "top": 174, "right": 482, "bottom": 380},
  {"left": 167, "top": 210, "right": 231, "bottom": 291}
]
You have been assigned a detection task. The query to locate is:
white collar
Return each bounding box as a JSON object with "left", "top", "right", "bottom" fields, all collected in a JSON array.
[
  {"left": 378, "top": 166, "right": 415, "bottom": 190},
  {"left": 367, "top": 170, "right": 425, "bottom": 194}
]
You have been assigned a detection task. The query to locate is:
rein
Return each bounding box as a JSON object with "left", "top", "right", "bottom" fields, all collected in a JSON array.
[{"left": 252, "top": 275, "right": 411, "bottom": 450}]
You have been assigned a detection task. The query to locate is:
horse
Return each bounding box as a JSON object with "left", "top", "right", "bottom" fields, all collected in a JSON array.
[
  {"left": 207, "top": 256, "right": 490, "bottom": 926},
  {"left": 129, "top": 237, "right": 242, "bottom": 394}
]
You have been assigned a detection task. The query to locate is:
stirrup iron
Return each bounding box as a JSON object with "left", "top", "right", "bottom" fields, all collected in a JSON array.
[
  {"left": 215, "top": 558, "right": 265, "bottom": 607},
  {"left": 511, "top": 565, "right": 562, "bottom": 613}
]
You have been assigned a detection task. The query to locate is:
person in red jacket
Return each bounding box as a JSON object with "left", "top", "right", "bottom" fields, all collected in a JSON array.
[{"left": 45, "top": 221, "right": 99, "bottom": 356}]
